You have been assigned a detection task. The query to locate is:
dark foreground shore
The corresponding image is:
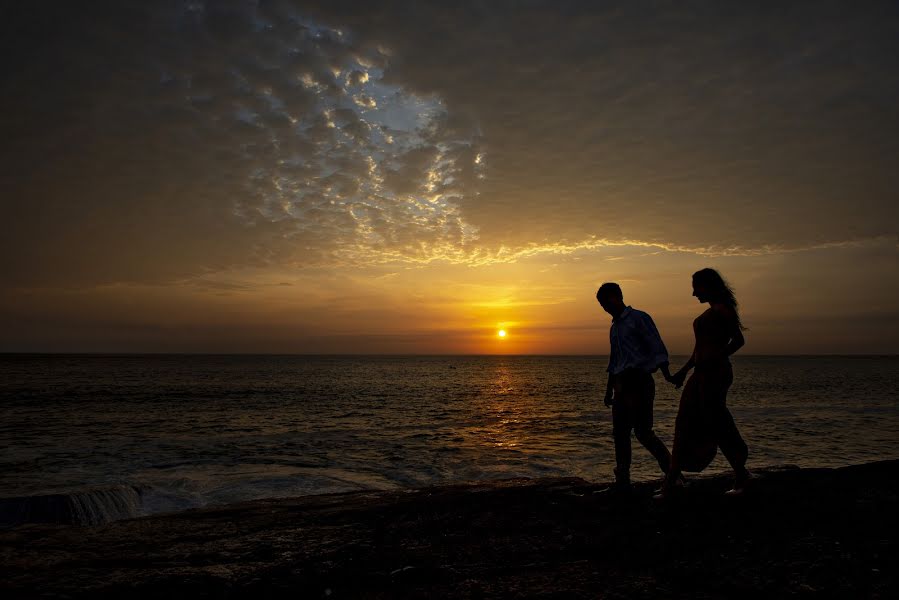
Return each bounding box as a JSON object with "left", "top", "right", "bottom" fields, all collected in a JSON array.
[{"left": 2, "top": 461, "right": 896, "bottom": 599}]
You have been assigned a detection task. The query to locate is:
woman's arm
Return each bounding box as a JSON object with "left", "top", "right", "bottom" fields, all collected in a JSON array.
[
  {"left": 720, "top": 304, "right": 744, "bottom": 357},
  {"left": 670, "top": 350, "right": 695, "bottom": 388},
  {"left": 726, "top": 326, "right": 745, "bottom": 357}
]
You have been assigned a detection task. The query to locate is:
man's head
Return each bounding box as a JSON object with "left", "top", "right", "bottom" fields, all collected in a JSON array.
[{"left": 596, "top": 282, "right": 625, "bottom": 317}]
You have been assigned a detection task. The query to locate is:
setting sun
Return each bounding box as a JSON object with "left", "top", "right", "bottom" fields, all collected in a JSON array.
[{"left": 497, "top": 329, "right": 507, "bottom": 338}]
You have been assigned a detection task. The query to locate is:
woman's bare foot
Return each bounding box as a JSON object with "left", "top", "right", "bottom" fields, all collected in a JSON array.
[{"left": 725, "top": 469, "right": 756, "bottom": 496}]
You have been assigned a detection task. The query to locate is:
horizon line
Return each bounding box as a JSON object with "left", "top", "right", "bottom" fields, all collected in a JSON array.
[{"left": 2, "top": 352, "right": 897, "bottom": 358}]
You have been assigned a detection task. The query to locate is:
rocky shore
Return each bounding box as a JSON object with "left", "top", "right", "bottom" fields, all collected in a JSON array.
[{"left": 2, "top": 460, "right": 896, "bottom": 598}]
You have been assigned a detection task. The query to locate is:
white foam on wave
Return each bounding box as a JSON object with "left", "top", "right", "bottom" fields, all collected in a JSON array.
[
  {"left": 68, "top": 485, "right": 143, "bottom": 525},
  {"left": 0, "top": 484, "right": 208, "bottom": 527}
]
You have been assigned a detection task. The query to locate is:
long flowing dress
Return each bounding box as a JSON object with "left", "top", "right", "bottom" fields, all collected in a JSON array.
[{"left": 672, "top": 308, "right": 748, "bottom": 472}]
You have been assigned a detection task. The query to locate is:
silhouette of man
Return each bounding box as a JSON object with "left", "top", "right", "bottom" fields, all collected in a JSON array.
[{"left": 597, "top": 282, "right": 673, "bottom": 489}]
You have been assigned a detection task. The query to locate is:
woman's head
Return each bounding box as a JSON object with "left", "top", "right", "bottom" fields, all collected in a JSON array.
[
  {"left": 692, "top": 268, "right": 746, "bottom": 329},
  {"left": 692, "top": 268, "right": 729, "bottom": 303}
]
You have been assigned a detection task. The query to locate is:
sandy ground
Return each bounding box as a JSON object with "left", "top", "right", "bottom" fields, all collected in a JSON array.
[{"left": 1, "top": 460, "right": 896, "bottom": 598}]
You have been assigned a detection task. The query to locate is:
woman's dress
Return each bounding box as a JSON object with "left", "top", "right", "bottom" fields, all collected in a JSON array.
[{"left": 672, "top": 308, "right": 748, "bottom": 472}]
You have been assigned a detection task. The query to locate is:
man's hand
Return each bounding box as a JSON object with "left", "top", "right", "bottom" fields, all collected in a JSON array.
[
  {"left": 659, "top": 362, "right": 672, "bottom": 381},
  {"left": 603, "top": 387, "right": 615, "bottom": 407}
]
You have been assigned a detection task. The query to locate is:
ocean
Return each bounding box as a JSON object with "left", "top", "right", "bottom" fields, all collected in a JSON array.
[{"left": 2, "top": 354, "right": 898, "bottom": 525}]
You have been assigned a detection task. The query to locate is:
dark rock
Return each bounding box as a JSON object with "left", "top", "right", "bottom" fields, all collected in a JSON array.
[{"left": 0, "top": 461, "right": 897, "bottom": 598}]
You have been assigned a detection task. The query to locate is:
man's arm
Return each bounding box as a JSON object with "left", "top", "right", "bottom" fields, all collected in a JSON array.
[
  {"left": 603, "top": 371, "right": 615, "bottom": 406},
  {"left": 604, "top": 325, "right": 617, "bottom": 406},
  {"left": 659, "top": 362, "right": 672, "bottom": 380},
  {"left": 638, "top": 313, "right": 671, "bottom": 375}
]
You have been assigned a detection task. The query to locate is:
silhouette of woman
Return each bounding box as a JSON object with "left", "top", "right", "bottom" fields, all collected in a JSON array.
[{"left": 661, "top": 268, "right": 752, "bottom": 497}]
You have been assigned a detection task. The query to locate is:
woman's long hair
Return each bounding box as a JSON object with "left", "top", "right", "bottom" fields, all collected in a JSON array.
[{"left": 693, "top": 268, "right": 746, "bottom": 330}]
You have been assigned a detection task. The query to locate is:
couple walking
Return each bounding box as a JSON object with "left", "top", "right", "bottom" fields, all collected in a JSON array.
[{"left": 597, "top": 268, "right": 752, "bottom": 498}]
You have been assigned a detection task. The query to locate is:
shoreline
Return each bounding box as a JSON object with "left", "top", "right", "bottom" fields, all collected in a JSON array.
[
  {"left": 6, "top": 456, "right": 898, "bottom": 528},
  {"left": 1, "top": 460, "right": 896, "bottom": 598}
]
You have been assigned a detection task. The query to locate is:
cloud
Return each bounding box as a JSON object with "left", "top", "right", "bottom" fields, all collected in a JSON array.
[
  {"left": 302, "top": 0, "right": 899, "bottom": 248},
  {"left": 1, "top": 0, "right": 897, "bottom": 290},
  {"left": 1, "top": 1, "right": 488, "bottom": 287}
]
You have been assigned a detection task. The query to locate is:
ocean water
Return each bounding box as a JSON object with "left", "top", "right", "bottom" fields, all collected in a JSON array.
[{"left": 2, "top": 355, "right": 898, "bottom": 524}]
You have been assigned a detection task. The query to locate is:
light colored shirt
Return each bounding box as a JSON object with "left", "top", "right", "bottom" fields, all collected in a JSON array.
[{"left": 607, "top": 306, "right": 669, "bottom": 375}]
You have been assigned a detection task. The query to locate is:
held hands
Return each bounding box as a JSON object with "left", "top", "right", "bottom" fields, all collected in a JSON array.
[{"left": 666, "top": 371, "right": 686, "bottom": 389}]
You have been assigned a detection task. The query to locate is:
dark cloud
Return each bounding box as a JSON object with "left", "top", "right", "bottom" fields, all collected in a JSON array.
[{"left": 301, "top": 0, "right": 899, "bottom": 248}]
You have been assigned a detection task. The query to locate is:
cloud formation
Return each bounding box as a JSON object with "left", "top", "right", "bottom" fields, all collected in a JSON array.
[
  {"left": 2, "top": 0, "right": 898, "bottom": 290},
  {"left": 2, "top": 1, "right": 486, "bottom": 286},
  {"left": 305, "top": 0, "right": 899, "bottom": 251}
]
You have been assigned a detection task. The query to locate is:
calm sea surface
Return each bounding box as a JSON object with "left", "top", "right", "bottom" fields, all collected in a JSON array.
[{"left": 2, "top": 355, "right": 898, "bottom": 522}]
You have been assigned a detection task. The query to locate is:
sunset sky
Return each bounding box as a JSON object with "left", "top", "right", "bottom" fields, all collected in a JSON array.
[{"left": 3, "top": 0, "right": 898, "bottom": 354}]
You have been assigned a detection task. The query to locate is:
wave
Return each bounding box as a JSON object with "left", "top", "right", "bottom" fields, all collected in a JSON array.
[{"left": 0, "top": 484, "right": 207, "bottom": 527}]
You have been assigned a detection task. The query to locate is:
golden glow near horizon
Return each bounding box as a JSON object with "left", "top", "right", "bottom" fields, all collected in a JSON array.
[{"left": 497, "top": 329, "right": 507, "bottom": 338}]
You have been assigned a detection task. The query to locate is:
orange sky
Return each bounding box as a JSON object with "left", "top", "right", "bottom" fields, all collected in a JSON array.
[
  {"left": 2, "top": 2, "right": 898, "bottom": 354},
  {"left": 5, "top": 238, "right": 898, "bottom": 354}
]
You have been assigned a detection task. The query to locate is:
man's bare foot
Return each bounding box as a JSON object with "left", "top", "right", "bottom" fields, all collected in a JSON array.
[{"left": 653, "top": 472, "right": 685, "bottom": 501}]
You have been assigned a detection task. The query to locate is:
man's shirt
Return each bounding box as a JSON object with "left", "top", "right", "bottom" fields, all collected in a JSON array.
[{"left": 608, "top": 306, "right": 669, "bottom": 375}]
